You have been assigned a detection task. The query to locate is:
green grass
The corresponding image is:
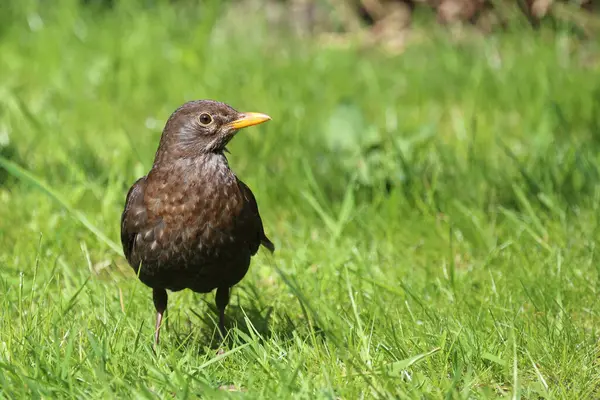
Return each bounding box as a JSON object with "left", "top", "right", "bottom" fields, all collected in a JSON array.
[{"left": 1, "top": 0, "right": 600, "bottom": 398}]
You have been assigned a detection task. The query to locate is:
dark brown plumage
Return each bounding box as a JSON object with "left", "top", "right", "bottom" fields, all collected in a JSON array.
[{"left": 120, "top": 100, "right": 274, "bottom": 346}]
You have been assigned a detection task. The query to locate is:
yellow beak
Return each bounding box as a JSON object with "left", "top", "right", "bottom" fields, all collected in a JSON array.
[{"left": 226, "top": 112, "right": 271, "bottom": 130}]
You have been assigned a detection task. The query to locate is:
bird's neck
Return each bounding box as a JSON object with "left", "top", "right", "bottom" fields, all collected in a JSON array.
[
  {"left": 195, "top": 152, "right": 231, "bottom": 176},
  {"left": 149, "top": 152, "right": 234, "bottom": 185}
]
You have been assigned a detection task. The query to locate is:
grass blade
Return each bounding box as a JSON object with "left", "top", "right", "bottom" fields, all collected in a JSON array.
[{"left": 0, "top": 156, "right": 121, "bottom": 254}]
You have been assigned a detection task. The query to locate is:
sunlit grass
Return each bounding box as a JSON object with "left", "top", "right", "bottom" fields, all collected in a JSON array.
[{"left": 0, "top": 0, "right": 599, "bottom": 398}]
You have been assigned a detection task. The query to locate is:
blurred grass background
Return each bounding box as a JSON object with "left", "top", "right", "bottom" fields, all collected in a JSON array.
[{"left": 0, "top": 0, "right": 599, "bottom": 398}]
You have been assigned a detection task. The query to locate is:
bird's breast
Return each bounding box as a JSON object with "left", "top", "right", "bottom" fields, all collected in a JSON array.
[{"left": 143, "top": 162, "right": 245, "bottom": 258}]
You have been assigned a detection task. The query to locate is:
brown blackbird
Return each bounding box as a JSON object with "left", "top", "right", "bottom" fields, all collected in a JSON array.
[{"left": 120, "top": 100, "right": 274, "bottom": 346}]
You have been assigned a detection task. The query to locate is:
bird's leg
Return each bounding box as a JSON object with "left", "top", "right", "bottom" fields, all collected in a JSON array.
[
  {"left": 215, "top": 286, "right": 230, "bottom": 338},
  {"left": 153, "top": 288, "right": 168, "bottom": 349}
]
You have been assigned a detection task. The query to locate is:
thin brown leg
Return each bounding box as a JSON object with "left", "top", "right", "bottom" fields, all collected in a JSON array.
[
  {"left": 215, "top": 286, "right": 230, "bottom": 338},
  {"left": 153, "top": 288, "right": 168, "bottom": 348}
]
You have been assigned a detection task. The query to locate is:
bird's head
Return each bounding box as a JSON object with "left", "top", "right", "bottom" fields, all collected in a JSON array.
[{"left": 155, "top": 100, "right": 271, "bottom": 160}]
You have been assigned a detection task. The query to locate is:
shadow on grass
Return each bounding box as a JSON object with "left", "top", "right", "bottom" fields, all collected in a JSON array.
[{"left": 166, "top": 283, "right": 319, "bottom": 355}]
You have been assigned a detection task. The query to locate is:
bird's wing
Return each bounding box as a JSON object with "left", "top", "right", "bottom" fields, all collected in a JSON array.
[
  {"left": 120, "top": 177, "right": 147, "bottom": 267},
  {"left": 237, "top": 179, "right": 275, "bottom": 255}
]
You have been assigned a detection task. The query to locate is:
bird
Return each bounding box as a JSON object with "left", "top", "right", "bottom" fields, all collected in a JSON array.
[{"left": 120, "top": 99, "right": 274, "bottom": 347}]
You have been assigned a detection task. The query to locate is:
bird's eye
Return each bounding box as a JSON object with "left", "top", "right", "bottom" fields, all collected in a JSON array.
[{"left": 198, "top": 113, "right": 212, "bottom": 125}]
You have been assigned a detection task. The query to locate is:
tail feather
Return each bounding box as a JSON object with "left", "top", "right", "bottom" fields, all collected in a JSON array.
[{"left": 261, "top": 235, "right": 275, "bottom": 253}]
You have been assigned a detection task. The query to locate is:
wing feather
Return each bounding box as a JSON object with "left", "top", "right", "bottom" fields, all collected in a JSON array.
[
  {"left": 237, "top": 179, "right": 275, "bottom": 255},
  {"left": 120, "top": 177, "right": 147, "bottom": 267}
]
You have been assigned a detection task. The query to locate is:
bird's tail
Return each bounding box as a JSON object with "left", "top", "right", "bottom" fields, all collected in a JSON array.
[{"left": 261, "top": 236, "right": 275, "bottom": 253}]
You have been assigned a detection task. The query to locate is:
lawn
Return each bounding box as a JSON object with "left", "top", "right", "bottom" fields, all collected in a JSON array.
[{"left": 1, "top": 1, "right": 600, "bottom": 398}]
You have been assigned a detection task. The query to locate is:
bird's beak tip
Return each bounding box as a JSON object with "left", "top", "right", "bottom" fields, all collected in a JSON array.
[{"left": 227, "top": 112, "right": 271, "bottom": 130}]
